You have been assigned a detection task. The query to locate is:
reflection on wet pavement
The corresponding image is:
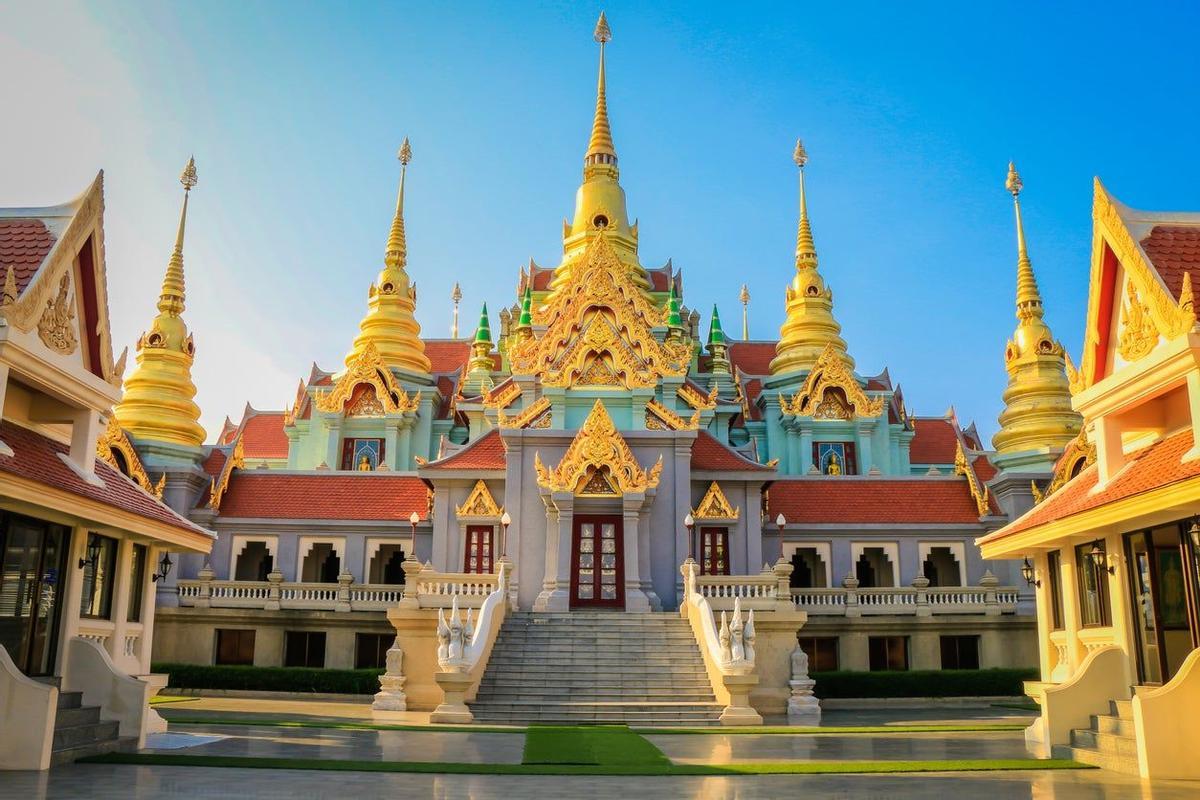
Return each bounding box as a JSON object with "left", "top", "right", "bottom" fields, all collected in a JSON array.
[{"left": 649, "top": 730, "right": 1031, "bottom": 763}]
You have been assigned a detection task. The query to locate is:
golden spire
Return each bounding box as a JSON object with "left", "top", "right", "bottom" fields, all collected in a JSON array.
[
  {"left": 994, "top": 162, "right": 1081, "bottom": 468},
  {"left": 739, "top": 284, "right": 750, "bottom": 340},
  {"left": 451, "top": 281, "right": 462, "bottom": 339},
  {"left": 770, "top": 140, "right": 853, "bottom": 375},
  {"left": 113, "top": 158, "right": 206, "bottom": 448},
  {"left": 585, "top": 12, "right": 616, "bottom": 170},
  {"left": 551, "top": 12, "right": 649, "bottom": 292},
  {"left": 345, "top": 140, "right": 431, "bottom": 375}
]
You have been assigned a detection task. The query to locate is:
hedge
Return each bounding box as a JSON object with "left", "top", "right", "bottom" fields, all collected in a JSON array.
[
  {"left": 152, "top": 663, "right": 383, "bottom": 695},
  {"left": 811, "top": 668, "right": 1038, "bottom": 699}
]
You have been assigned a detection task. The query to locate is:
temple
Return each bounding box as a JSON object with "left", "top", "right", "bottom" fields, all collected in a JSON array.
[{"left": 2, "top": 15, "right": 1080, "bottom": 737}]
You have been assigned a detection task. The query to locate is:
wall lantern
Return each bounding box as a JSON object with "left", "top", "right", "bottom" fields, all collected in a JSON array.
[
  {"left": 152, "top": 551, "right": 174, "bottom": 583},
  {"left": 78, "top": 536, "right": 102, "bottom": 571},
  {"left": 1189, "top": 520, "right": 1200, "bottom": 551},
  {"left": 1089, "top": 540, "right": 1115, "bottom": 575},
  {"left": 1020, "top": 557, "right": 1040, "bottom": 588}
]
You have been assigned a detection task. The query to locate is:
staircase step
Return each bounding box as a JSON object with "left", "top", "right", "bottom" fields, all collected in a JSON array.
[
  {"left": 56, "top": 690, "right": 83, "bottom": 710},
  {"left": 54, "top": 705, "right": 102, "bottom": 728},
  {"left": 52, "top": 720, "right": 120, "bottom": 751},
  {"left": 50, "top": 736, "right": 137, "bottom": 767},
  {"left": 1069, "top": 728, "right": 1139, "bottom": 759},
  {"left": 1092, "top": 713, "right": 1136, "bottom": 737},
  {"left": 1052, "top": 744, "right": 1139, "bottom": 775},
  {"left": 1109, "top": 699, "right": 1133, "bottom": 720}
]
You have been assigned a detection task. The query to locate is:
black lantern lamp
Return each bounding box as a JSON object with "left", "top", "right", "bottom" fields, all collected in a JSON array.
[
  {"left": 152, "top": 551, "right": 174, "bottom": 583},
  {"left": 1021, "top": 557, "right": 1040, "bottom": 588},
  {"left": 78, "top": 536, "right": 102, "bottom": 570},
  {"left": 1189, "top": 520, "right": 1200, "bottom": 551},
  {"left": 1089, "top": 540, "right": 1115, "bottom": 575}
]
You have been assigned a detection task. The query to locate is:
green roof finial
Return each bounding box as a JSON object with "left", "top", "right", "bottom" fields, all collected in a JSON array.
[
  {"left": 474, "top": 302, "right": 492, "bottom": 344},
  {"left": 518, "top": 286, "right": 533, "bottom": 329},
  {"left": 708, "top": 304, "right": 726, "bottom": 345},
  {"left": 666, "top": 282, "right": 682, "bottom": 329}
]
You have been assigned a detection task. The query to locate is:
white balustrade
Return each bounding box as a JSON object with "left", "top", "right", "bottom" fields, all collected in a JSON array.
[{"left": 791, "top": 583, "right": 1019, "bottom": 616}]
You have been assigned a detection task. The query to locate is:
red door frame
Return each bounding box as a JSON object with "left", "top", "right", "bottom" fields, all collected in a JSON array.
[
  {"left": 463, "top": 525, "right": 495, "bottom": 574},
  {"left": 569, "top": 514, "right": 624, "bottom": 609},
  {"left": 699, "top": 526, "right": 730, "bottom": 576}
]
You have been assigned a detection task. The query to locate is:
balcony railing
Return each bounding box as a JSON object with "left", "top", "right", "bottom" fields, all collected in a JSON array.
[{"left": 790, "top": 572, "right": 1020, "bottom": 617}]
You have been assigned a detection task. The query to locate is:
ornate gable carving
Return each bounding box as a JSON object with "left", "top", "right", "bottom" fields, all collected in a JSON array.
[
  {"left": 210, "top": 436, "right": 246, "bottom": 509},
  {"left": 692, "top": 481, "right": 739, "bottom": 521},
  {"left": 1117, "top": 279, "right": 1159, "bottom": 363},
  {"left": 482, "top": 380, "right": 521, "bottom": 410},
  {"left": 508, "top": 235, "right": 690, "bottom": 389},
  {"left": 779, "top": 344, "right": 884, "bottom": 419},
  {"left": 534, "top": 400, "right": 662, "bottom": 495},
  {"left": 314, "top": 341, "right": 420, "bottom": 415},
  {"left": 499, "top": 396, "right": 552, "bottom": 429},
  {"left": 954, "top": 440, "right": 990, "bottom": 517},
  {"left": 1032, "top": 428, "right": 1097, "bottom": 504},
  {"left": 96, "top": 416, "right": 157, "bottom": 496},
  {"left": 645, "top": 399, "right": 699, "bottom": 431},
  {"left": 37, "top": 274, "right": 78, "bottom": 355},
  {"left": 456, "top": 479, "right": 503, "bottom": 518},
  {"left": 678, "top": 383, "right": 718, "bottom": 412}
]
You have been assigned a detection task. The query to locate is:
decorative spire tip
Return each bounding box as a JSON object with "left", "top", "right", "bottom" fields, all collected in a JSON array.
[
  {"left": 793, "top": 139, "right": 808, "bottom": 169},
  {"left": 180, "top": 156, "right": 198, "bottom": 190},
  {"left": 399, "top": 138, "right": 412, "bottom": 166},
  {"left": 1006, "top": 161, "right": 1022, "bottom": 197},
  {"left": 594, "top": 12, "right": 611, "bottom": 43}
]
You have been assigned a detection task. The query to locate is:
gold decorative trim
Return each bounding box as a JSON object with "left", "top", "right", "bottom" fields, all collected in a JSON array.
[
  {"left": 209, "top": 436, "right": 245, "bottom": 509},
  {"left": 535, "top": 400, "right": 662, "bottom": 495},
  {"left": 456, "top": 479, "right": 503, "bottom": 518},
  {"left": 1116, "top": 279, "right": 1158, "bottom": 362},
  {"left": 954, "top": 440, "right": 990, "bottom": 517},
  {"left": 96, "top": 416, "right": 154, "bottom": 494},
  {"left": 499, "top": 396, "right": 551, "bottom": 429},
  {"left": 779, "top": 344, "right": 884, "bottom": 419},
  {"left": 314, "top": 341, "right": 420, "bottom": 415},
  {"left": 645, "top": 399, "right": 699, "bottom": 431},
  {"left": 482, "top": 380, "right": 521, "bottom": 410},
  {"left": 36, "top": 274, "right": 78, "bottom": 355},
  {"left": 1032, "top": 428, "right": 1097, "bottom": 505},
  {"left": 691, "top": 481, "right": 739, "bottom": 520},
  {"left": 678, "top": 383, "right": 717, "bottom": 412}
]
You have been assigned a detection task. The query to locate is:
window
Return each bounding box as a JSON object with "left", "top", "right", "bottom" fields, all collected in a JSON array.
[
  {"left": 215, "top": 629, "right": 256, "bottom": 665},
  {"left": 855, "top": 547, "right": 896, "bottom": 588},
  {"left": 127, "top": 544, "right": 147, "bottom": 622},
  {"left": 922, "top": 546, "right": 962, "bottom": 587},
  {"left": 341, "top": 438, "right": 385, "bottom": 471},
  {"left": 813, "top": 442, "right": 857, "bottom": 475},
  {"left": 1075, "top": 542, "right": 1112, "bottom": 627},
  {"left": 80, "top": 533, "right": 118, "bottom": 619},
  {"left": 789, "top": 548, "right": 829, "bottom": 589},
  {"left": 1047, "top": 550, "right": 1064, "bottom": 630},
  {"left": 300, "top": 542, "right": 341, "bottom": 583},
  {"left": 940, "top": 635, "right": 980, "bottom": 669},
  {"left": 464, "top": 526, "right": 495, "bottom": 574},
  {"left": 284, "top": 631, "right": 326, "bottom": 668},
  {"left": 369, "top": 544, "right": 407, "bottom": 584},
  {"left": 355, "top": 633, "right": 393, "bottom": 669},
  {"left": 699, "top": 528, "right": 730, "bottom": 575},
  {"left": 234, "top": 541, "right": 274, "bottom": 581},
  {"left": 869, "top": 636, "right": 909, "bottom": 671},
  {"left": 798, "top": 636, "right": 839, "bottom": 672}
]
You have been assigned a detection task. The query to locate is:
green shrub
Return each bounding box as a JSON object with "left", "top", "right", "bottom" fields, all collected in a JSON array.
[
  {"left": 811, "top": 668, "right": 1037, "bottom": 699},
  {"left": 152, "top": 663, "right": 384, "bottom": 695}
]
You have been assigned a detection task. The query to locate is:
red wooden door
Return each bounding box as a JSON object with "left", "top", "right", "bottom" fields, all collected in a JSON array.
[
  {"left": 700, "top": 527, "right": 730, "bottom": 575},
  {"left": 463, "top": 525, "right": 494, "bottom": 574},
  {"left": 570, "top": 515, "right": 623, "bottom": 608}
]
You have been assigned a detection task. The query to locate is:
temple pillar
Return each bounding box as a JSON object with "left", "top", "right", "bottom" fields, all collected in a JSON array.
[
  {"left": 383, "top": 418, "right": 402, "bottom": 470},
  {"left": 622, "top": 492, "right": 652, "bottom": 611},
  {"left": 534, "top": 492, "right": 572, "bottom": 611},
  {"left": 323, "top": 416, "right": 342, "bottom": 470},
  {"left": 798, "top": 426, "right": 813, "bottom": 474},
  {"left": 855, "top": 420, "right": 875, "bottom": 474}
]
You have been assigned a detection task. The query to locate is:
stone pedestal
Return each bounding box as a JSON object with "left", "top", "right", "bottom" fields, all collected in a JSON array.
[
  {"left": 430, "top": 671, "right": 475, "bottom": 724},
  {"left": 372, "top": 637, "right": 407, "bottom": 712},
  {"left": 787, "top": 677, "right": 821, "bottom": 724},
  {"left": 719, "top": 674, "right": 763, "bottom": 726}
]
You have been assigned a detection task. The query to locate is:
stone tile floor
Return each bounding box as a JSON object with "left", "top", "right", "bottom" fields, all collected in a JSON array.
[
  {"left": 3, "top": 765, "right": 1199, "bottom": 800},
  {"left": 649, "top": 730, "right": 1031, "bottom": 763}
]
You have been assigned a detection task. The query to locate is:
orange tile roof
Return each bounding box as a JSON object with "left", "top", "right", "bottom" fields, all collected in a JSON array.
[
  {"left": 0, "top": 420, "right": 211, "bottom": 537},
  {"left": 742, "top": 377, "right": 763, "bottom": 421},
  {"left": 972, "top": 454, "right": 998, "bottom": 483},
  {"left": 691, "top": 431, "right": 773, "bottom": 472},
  {"left": 910, "top": 418, "right": 959, "bottom": 463},
  {"left": 217, "top": 472, "right": 430, "bottom": 520},
  {"left": 0, "top": 218, "right": 56, "bottom": 297},
  {"left": 194, "top": 447, "right": 228, "bottom": 507},
  {"left": 424, "top": 429, "right": 506, "bottom": 470},
  {"left": 1141, "top": 226, "right": 1199, "bottom": 300},
  {"left": 425, "top": 340, "right": 472, "bottom": 374},
  {"left": 768, "top": 478, "right": 983, "bottom": 524},
  {"left": 728, "top": 342, "right": 777, "bottom": 376},
  {"left": 990, "top": 430, "right": 1200, "bottom": 540},
  {"left": 238, "top": 412, "right": 289, "bottom": 459}
]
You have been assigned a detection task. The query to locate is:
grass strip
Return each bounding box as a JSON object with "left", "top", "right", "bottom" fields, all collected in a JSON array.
[
  {"left": 77, "top": 752, "right": 1093, "bottom": 776},
  {"left": 149, "top": 696, "right": 199, "bottom": 706},
  {"left": 523, "top": 726, "right": 670, "bottom": 767},
  {"left": 162, "top": 715, "right": 1022, "bottom": 737}
]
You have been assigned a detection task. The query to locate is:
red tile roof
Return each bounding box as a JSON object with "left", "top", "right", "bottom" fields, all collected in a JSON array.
[
  {"left": 1141, "top": 226, "right": 1200, "bottom": 300},
  {"left": 425, "top": 340, "right": 472, "bottom": 374},
  {"left": 424, "top": 429, "right": 506, "bottom": 470},
  {"left": 910, "top": 418, "right": 959, "bottom": 463},
  {"left": 217, "top": 472, "right": 430, "bottom": 520},
  {"left": 768, "top": 478, "right": 983, "bottom": 524},
  {"left": 193, "top": 447, "right": 228, "bottom": 507},
  {"left": 691, "top": 431, "right": 773, "bottom": 472},
  {"left": 239, "top": 413, "right": 289, "bottom": 459},
  {"left": 742, "top": 377, "right": 763, "bottom": 421},
  {"left": 990, "top": 430, "right": 1200, "bottom": 540},
  {"left": 0, "top": 420, "right": 211, "bottom": 538},
  {"left": 0, "top": 219, "right": 56, "bottom": 297},
  {"left": 728, "top": 342, "right": 777, "bottom": 376},
  {"left": 972, "top": 455, "right": 998, "bottom": 483}
]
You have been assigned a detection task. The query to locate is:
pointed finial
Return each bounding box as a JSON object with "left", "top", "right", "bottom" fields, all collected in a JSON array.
[
  {"left": 1005, "top": 161, "right": 1023, "bottom": 197},
  {"left": 708, "top": 305, "right": 726, "bottom": 345},
  {"left": 450, "top": 282, "right": 462, "bottom": 339},
  {"left": 474, "top": 302, "right": 492, "bottom": 344},
  {"left": 1, "top": 264, "right": 16, "bottom": 306},
  {"left": 399, "top": 137, "right": 412, "bottom": 166},
  {"left": 585, "top": 12, "right": 617, "bottom": 170},
  {"left": 594, "top": 11, "right": 611, "bottom": 43},
  {"left": 518, "top": 285, "right": 534, "bottom": 329},
  {"left": 385, "top": 140, "right": 411, "bottom": 269},
  {"left": 158, "top": 156, "right": 197, "bottom": 315},
  {"left": 794, "top": 139, "right": 817, "bottom": 268},
  {"left": 793, "top": 139, "right": 808, "bottom": 168},
  {"left": 739, "top": 284, "right": 750, "bottom": 340},
  {"left": 1007, "top": 161, "right": 1042, "bottom": 319},
  {"left": 666, "top": 282, "right": 683, "bottom": 330}
]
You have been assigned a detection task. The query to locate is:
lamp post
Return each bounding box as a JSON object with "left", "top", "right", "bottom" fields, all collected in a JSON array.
[
  {"left": 775, "top": 513, "right": 786, "bottom": 563},
  {"left": 500, "top": 511, "right": 512, "bottom": 559},
  {"left": 409, "top": 511, "right": 420, "bottom": 560},
  {"left": 684, "top": 513, "right": 695, "bottom": 561}
]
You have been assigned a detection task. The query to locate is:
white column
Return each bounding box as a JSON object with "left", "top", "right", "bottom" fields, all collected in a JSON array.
[{"left": 622, "top": 493, "right": 651, "bottom": 612}]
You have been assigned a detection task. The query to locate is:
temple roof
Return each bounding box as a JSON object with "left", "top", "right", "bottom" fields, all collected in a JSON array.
[
  {"left": 216, "top": 472, "right": 429, "bottom": 520},
  {"left": 768, "top": 477, "right": 985, "bottom": 525},
  {"left": 1140, "top": 225, "right": 1200, "bottom": 299},
  {"left": 231, "top": 408, "right": 289, "bottom": 460},
  {"left": 727, "top": 341, "right": 777, "bottom": 376},
  {"left": 423, "top": 429, "right": 506, "bottom": 471},
  {"left": 909, "top": 418, "right": 960, "bottom": 464},
  {"left": 0, "top": 218, "right": 57, "bottom": 298},
  {"left": 0, "top": 420, "right": 212, "bottom": 539},
  {"left": 690, "top": 431, "right": 773, "bottom": 472}
]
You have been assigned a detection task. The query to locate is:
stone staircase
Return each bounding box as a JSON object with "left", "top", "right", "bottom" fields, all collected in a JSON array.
[
  {"left": 470, "top": 611, "right": 724, "bottom": 725},
  {"left": 40, "top": 678, "right": 135, "bottom": 766},
  {"left": 1053, "top": 698, "right": 1139, "bottom": 774}
]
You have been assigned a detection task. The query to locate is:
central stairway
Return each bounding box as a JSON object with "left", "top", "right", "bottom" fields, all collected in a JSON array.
[{"left": 470, "top": 611, "right": 724, "bottom": 726}]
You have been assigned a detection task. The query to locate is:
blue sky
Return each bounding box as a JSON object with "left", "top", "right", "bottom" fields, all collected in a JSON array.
[{"left": 3, "top": 1, "right": 1199, "bottom": 443}]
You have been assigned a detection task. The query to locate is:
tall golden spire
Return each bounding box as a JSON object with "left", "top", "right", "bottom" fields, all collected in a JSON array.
[
  {"left": 552, "top": 12, "right": 649, "bottom": 292},
  {"left": 770, "top": 140, "right": 853, "bottom": 375},
  {"left": 993, "top": 162, "right": 1081, "bottom": 468},
  {"left": 345, "top": 139, "right": 431, "bottom": 376},
  {"left": 113, "top": 158, "right": 206, "bottom": 448}
]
